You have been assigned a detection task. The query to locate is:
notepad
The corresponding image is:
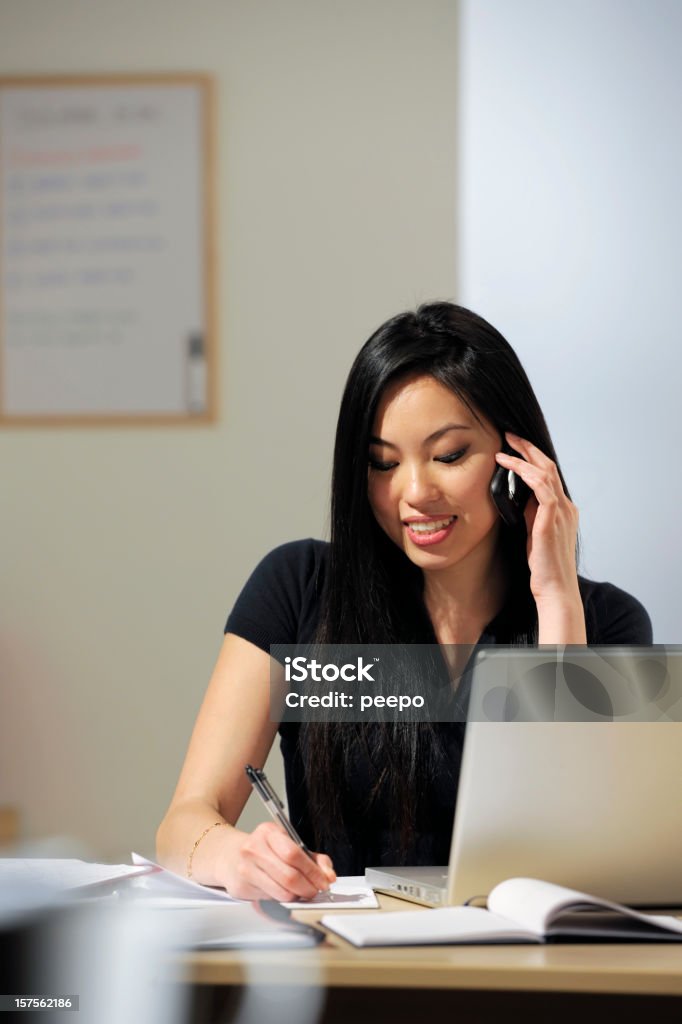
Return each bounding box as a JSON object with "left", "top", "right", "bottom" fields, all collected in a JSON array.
[{"left": 322, "top": 877, "right": 682, "bottom": 946}]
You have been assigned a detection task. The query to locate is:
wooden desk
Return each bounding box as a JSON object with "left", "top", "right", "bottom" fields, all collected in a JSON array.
[{"left": 183, "top": 894, "right": 682, "bottom": 1024}]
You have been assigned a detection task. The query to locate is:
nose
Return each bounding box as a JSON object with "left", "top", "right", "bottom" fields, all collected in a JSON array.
[{"left": 402, "top": 462, "right": 442, "bottom": 506}]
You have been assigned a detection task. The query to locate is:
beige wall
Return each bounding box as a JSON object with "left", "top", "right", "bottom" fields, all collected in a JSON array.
[{"left": 0, "top": 0, "right": 458, "bottom": 859}]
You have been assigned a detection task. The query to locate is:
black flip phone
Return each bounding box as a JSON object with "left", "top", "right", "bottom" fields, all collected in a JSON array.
[{"left": 490, "top": 442, "right": 531, "bottom": 528}]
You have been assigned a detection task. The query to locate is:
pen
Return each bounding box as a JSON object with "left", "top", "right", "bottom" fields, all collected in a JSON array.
[
  {"left": 245, "top": 763, "right": 338, "bottom": 900},
  {"left": 244, "top": 764, "right": 314, "bottom": 855}
]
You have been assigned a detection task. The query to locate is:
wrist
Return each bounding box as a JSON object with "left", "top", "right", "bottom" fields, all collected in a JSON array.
[
  {"left": 186, "top": 819, "right": 243, "bottom": 887},
  {"left": 535, "top": 588, "right": 587, "bottom": 645},
  {"left": 187, "top": 820, "right": 226, "bottom": 879}
]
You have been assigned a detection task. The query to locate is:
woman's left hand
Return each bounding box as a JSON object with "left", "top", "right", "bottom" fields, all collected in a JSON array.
[{"left": 494, "top": 432, "right": 582, "bottom": 610}]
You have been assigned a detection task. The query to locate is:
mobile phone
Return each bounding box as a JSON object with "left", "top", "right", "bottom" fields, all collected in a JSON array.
[{"left": 490, "top": 442, "right": 531, "bottom": 528}]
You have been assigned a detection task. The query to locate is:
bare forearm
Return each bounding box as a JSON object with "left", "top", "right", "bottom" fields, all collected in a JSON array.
[
  {"left": 536, "top": 589, "right": 587, "bottom": 645},
  {"left": 155, "top": 798, "right": 245, "bottom": 886}
]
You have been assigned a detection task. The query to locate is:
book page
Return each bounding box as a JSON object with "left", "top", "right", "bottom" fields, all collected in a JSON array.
[
  {"left": 488, "top": 878, "right": 593, "bottom": 933},
  {"left": 545, "top": 911, "right": 682, "bottom": 940},
  {"left": 488, "top": 877, "right": 682, "bottom": 937}
]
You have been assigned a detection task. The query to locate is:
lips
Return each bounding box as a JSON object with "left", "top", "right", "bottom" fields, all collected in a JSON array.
[{"left": 403, "top": 515, "right": 457, "bottom": 547}]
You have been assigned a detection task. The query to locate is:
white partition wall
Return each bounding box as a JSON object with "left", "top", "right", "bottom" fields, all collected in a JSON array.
[{"left": 458, "top": 0, "right": 682, "bottom": 642}]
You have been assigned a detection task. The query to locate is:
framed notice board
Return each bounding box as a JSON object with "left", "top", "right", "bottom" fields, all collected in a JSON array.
[{"left": 0, "top": 74, "right": 217, "bottom": 424}]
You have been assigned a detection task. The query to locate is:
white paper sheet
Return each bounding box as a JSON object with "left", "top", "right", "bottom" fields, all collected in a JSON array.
[
  {"left": 0, "top": 858, "right": 153, "bottom": 891},
  {"left": 131, "top": 852, "right": 240, "bottom": 901},
  {"left": 131, "top": 854, "right": 377, "bottom": 909},
  {"left": 283, "top": 876, "right": 378, "bottom": 910}
]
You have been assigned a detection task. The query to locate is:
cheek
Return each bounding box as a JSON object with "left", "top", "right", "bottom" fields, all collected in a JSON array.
[
  {"left": 457, "top": 466, "right": 498, "bottom": 519},
  {"left": 462, "top": 476, "right": 492, "bottom": 504}
]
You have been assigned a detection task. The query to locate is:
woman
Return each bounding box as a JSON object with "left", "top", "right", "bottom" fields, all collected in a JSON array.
[{"left": 156, "top": 303, "right": 651, "bottom": 899}]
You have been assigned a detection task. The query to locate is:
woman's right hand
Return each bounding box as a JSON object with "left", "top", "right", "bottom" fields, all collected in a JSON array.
[{"left": 221, "top": 822, "right": 336, "bottom": 901}]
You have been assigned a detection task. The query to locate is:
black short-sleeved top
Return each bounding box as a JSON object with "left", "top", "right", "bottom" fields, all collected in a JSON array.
[{"left": 225, "top": 539, "right": 653, "bottom": 874}]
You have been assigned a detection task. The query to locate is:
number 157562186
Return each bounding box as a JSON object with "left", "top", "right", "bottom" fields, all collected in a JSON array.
[{"left": 0, "top": 995, "right": 78, "bottom": 1011}]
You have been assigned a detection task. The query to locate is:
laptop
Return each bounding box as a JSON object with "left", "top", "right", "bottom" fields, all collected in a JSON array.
[{"left": 366, "top": 646, "right": 682, "bottom": 909}]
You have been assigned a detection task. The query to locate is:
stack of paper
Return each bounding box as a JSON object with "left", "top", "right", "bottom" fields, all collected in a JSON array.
[
  {"left": 0, "top": 858, "right": 154, "bottom": 892},
  {"left": 0, "top": 853, "right": 377, "bottom": 948}
]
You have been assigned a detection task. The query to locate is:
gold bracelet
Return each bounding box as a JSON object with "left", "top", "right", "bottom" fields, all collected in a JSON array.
[{"left": 187, "top": 821, "right": 225, "bottom": 879}]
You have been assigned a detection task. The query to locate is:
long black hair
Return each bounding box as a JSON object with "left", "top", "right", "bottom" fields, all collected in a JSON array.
[{"left": 302, "top": 302, "right": 573, "bottom": 859}]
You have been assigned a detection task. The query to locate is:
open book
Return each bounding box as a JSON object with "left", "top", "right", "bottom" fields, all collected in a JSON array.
[{"left": 321, "top": 877, "right": 682, "bottom": 946}]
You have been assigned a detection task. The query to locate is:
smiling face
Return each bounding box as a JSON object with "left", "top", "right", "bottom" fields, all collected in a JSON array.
[{"left": 367, "top": 374, "right": 504, "bottom": 583}]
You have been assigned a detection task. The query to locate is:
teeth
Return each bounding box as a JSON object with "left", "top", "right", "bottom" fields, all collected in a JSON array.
[{"left": 408, "top": 516, "right": 455, "bottom": 533}]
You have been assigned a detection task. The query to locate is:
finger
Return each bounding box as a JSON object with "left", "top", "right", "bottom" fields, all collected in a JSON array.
[
  {"left": 239, "top": 859, "right": 304, "bottom": 902},
  {"left": 266, "top": 830, "right": 332, "bottom": 892},
  {"left": 258, "top": 836, "right": 325, "bottom": 898},
  {"left": 242, "top": 845, "right": 318, "bottom": 901},
  {"left": 504, "top": 431, "right": 554, "bottom": 469},
  {"left": 495, "top": 452, "right": 563, "bottom": 507},
  {"left": 242, "top": 825, "right": 321, "bottom": 899},
  {"left": 256, "top": 852, "right": 321, "bottom": 900},
  {"left": 314, "top": 853, "right": 337, "bottom": 883}
]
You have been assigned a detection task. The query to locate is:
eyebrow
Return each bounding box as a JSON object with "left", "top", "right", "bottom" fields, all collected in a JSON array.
[{"left": 369, "top": 424, "right": 472, "bottom": 449}]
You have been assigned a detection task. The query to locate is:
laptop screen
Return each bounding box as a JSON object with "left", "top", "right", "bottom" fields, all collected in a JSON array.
[{"left": 448, "top": 647, "right": 682, "bottom": 907}]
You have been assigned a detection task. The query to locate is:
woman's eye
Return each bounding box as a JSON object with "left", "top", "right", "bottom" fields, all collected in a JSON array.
[
  {"left": 368, "top": 457, "right": 398, "bottom": 472},
  {"left": 435, "top": 448, "right": 467, "bottom": 465}
]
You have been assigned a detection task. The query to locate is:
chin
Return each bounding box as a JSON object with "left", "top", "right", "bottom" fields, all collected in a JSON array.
[{"left": 402, "top": 543, "right": 459, "bottom": 569}]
